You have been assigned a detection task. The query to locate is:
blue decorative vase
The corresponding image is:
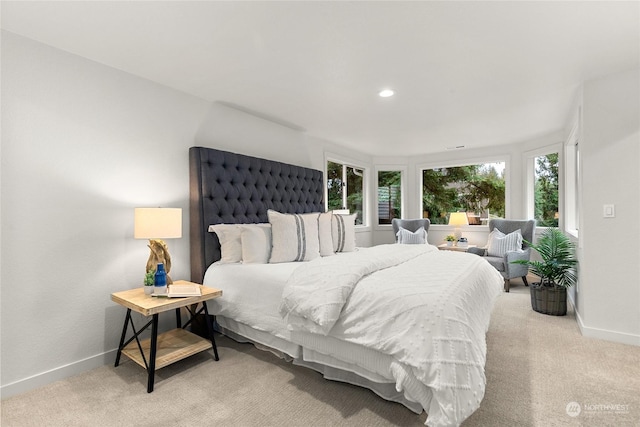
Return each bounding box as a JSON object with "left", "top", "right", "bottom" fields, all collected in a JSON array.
[{"left": 154, "top": 263, "right": 167, "bottom": 294}]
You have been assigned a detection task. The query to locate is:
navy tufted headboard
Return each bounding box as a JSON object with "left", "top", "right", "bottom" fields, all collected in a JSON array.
[{"left": 189, "top": 147, "right": 324, "bottom": 283}]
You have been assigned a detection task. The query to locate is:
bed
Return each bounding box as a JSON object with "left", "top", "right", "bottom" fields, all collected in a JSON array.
[{"left": 189, "top": 146, "right": 503, "bottom": 427}]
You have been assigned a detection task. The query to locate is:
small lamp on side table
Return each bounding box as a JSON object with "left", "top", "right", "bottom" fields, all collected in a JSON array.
[
  {"left": 134, "top": 208, "right": 182, "bottom": 284},
  {"left": 448, "top": 212, "right": 469, "bottom": 243}
]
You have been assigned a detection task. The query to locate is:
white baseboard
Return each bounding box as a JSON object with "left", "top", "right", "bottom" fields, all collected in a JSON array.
[
  {"left": 1, "top": 349, "right": 117, "bottom": 399},
  {"left": 569, "top": 296, "right": 640, "bottom": 347}
]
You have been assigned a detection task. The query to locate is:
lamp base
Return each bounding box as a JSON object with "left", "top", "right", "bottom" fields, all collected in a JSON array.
[
  {"left": 146, "top": 239, "right": 173, "bottom": 284},
  {"left": 454, "top": 228, "right": 462, "bottom": 241}
]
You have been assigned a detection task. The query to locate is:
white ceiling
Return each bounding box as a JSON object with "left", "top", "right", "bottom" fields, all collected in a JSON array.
[{"left": 2, "top": 1, "right": 639, "bottom": 156}]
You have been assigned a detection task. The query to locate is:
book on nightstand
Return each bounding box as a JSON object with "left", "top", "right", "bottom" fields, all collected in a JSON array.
[{"left": 152, "top": 283, "right": 202, "bottom": 298}]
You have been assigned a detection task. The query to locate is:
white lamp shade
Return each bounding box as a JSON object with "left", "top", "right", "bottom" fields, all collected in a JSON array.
[
  {"left": 134, "top": 208, "right": 182, "bottom": 239},
  {"left": 448, "top": 212, "right": 469, "bottom": 226}
]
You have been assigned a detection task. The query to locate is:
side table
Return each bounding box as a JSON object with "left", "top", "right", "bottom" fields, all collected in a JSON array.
[
  {"left": 438, "top": 243, "right": 478, "bottom": 252},
  {"left": 111, "top": 280, "right": 222, "bottom": 392}
]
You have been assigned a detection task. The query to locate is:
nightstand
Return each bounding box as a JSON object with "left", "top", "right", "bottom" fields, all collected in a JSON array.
[
  {"left": 438, "top": 243, "right": 477, "bottom": 252},
  {"left": 111, "top": 280, "right": 222, "bottom": 392}
]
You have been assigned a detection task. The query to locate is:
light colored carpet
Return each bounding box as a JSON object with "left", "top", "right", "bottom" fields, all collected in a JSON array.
[{"left": 2, "top": 282, "right": 639, "bottom": 427}]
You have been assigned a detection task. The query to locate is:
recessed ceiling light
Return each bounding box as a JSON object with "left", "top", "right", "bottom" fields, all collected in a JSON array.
[{"left": 378, "top": 89, "right": 395, "bottom": 98}]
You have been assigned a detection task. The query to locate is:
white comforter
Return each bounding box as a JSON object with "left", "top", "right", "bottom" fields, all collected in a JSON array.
[{"left": 280, "top": 244, "right": 503, "bottom": 427}]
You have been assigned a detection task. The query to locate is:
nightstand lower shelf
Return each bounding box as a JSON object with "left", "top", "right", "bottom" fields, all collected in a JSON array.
[{"left": 121, "top": 328, "right": 211, "bottom": 370}]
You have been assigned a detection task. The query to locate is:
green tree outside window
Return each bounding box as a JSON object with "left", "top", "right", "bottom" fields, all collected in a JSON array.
[{"left": 422, "top": 163, "right": 505, "bottom": 224}]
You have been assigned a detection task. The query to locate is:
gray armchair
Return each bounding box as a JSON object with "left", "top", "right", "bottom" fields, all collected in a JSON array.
[
  {"left": 391, "top": 218, "right": 431, "bottom": 242},
  {"left": 468, "top": 219, "right": 536, "bottom": 292}
]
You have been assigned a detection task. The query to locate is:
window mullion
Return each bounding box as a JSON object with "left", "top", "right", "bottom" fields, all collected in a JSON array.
[{"left": 342, "top": 164, "right": 348, "bottom": 209}]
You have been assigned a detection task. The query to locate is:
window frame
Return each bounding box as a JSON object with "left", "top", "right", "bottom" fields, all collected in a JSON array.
[
  {"left": 524, "top": 143, "right": 563, "bottom": 231},
  {"left": 564, "top": 120, "right": 581, "bottom": 239},
  {"left": 374, "top": 165, "right": 406, "bottom": 230},
  {"left": 416, "top": 155, "right": 510, "bottom": 229},
  {"left": 324, "top": 153, "right": 370, "bottom": 229}
]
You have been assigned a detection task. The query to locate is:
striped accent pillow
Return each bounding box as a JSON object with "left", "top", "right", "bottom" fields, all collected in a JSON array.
[
  {"left": 332, "top": 213, "right": 357, "bottom": 252},
  {"left": 396, "top": 226, "right": 427, "bottom": 244},
  {"left": 486, "top": 229, "right": 523, "bottom": 257},
  {"left": 268, "top": 210, "right": 320, "bottom": 263}
]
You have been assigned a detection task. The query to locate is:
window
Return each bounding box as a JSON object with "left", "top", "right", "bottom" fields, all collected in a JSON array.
[
  {"left": 525, "top": 146, "right": 561, "bottom": 229},
  {"left": 421, "top": 162, "right": 505, "bottom": 225},
  {"left": 533, "top": 153, "right": 559, "bottom": 227},
  {"left": 565, "top": 122, "right": 580, "bottom": 236},
  {"left": 377, "top": 170, "right": 402, "bottom": 225},
  {"left": 327, "top": 160, "right": 365, "bottom": 225}
]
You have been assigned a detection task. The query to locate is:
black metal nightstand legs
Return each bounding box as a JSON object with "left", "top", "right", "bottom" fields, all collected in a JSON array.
[
  {"left": 202, "top": 302, "right": 219, "bottom": 361},
  {"left": 147, "top": 314, "right": 159, "bottom": 393},
  {"left": 114, "top": 299, "right": 219, "bottom": 393},
  {"left": 113, "top": 309, "right": 160, "bottom": 392},
  {"left": 114, "top": 309, "right": 132, "bottom": 367}
]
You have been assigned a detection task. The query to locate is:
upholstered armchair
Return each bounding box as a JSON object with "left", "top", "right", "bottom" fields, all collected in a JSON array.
[
  {"left": 391, "top": 218, "right": 431, "bottom": 242},
  {"left": 468, "top": 219, "right": 536, "bottom": 292}
]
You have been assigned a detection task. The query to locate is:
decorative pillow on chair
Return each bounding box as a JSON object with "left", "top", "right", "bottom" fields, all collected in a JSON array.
[
  {"left": 487, "top": 229, "right": 523, "bottom": 257},
  {"left": 332, "top": 213, "right": 357, "bottom": 252},
  {"left": 396, "top": 226, "right": 428, "bottom": 244},
  {"left": 268, "top": 210, "right": 320, "bottom": 263}
]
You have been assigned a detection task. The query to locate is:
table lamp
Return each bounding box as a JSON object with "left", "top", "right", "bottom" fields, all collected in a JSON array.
[
  {"left": 448, "top": 212, "right": 469, "bottom": 241},
  {"left": 134, "top": 207, "right": 182, "bottom": 284}
]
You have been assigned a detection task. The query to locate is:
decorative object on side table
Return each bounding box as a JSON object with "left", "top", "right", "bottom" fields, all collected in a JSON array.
[
  {"left": 154, "top": 263, "right": 168, "bottom": 294},
  {"left": 143, "top": 270, "right": 155, "bottom": 295},
  {"left": 134, "top": 207, "right": 182, "bottom": 284},
  {"left": 512, "top": 228, "right": 577, "bottom": 316},
  {"left": 444, "top": 235, "right": 456, "bottom": 247},
  {"left": 457, "top": 237, "right": 468, "bottom": 248}
]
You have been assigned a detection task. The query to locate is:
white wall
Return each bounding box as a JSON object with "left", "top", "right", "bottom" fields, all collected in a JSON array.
[
  {"left": 577, "top": 68, "right": 640, "bottom": 344},
  {"left": 1, "top": 32, "right": 210, "bottom": 397},
  {"left": 194, "top": 102, "right": 314, "bottom": 168}
]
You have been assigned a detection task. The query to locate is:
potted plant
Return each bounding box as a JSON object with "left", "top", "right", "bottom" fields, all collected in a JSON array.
[
  {"left": 444, "top": 235, "right": 456, "bottom": 246},
  {"left": 512, "top": 228, "right": 577, "bottom": 316},
  {"left": 143, "top": 270, "right": 155, "bottom": 295}
]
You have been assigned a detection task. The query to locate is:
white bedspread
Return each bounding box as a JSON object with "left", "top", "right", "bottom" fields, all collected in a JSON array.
[
  {"left": 279, "top": 244, "right": 503, "bottom": 427},
  {"left": 280, "top": 244, "right": 437, "bottom": 334}
]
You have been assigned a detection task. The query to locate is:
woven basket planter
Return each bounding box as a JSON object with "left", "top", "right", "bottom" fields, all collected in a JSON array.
[{"left": 530, "top": 283, "right": 567, "bottom": 316}]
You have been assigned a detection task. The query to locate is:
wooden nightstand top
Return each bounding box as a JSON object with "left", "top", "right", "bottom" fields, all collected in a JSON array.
[{"left": 111, "top": 280, "right": 222, "bottom": 317}]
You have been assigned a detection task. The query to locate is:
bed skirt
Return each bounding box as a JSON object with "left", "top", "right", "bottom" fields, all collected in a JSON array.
[{"left": 197, "top": 314, "right": 424, "bottom": 415}]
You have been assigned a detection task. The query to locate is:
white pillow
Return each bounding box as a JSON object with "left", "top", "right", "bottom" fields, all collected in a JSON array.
[
  {"left": 332, "top": 213, "right": 357, "bottom": 252},
  {"left": 268, "top": 210, "right": 321, "bottom": 263},
  {"left": 396, "top": 226, "right": 427, "bottom": 244},
  {"left": 318, "top": 212, "right": 335, "bottom": 256},
  {"left": 208, "top": 224, "right": 242, "bottom": 263},
  {"left": 208, "top": 223, "right": 271, "bottom": 264},
  {"left": 241, "top": 225, "right": 272, "bottom": 264},
  {"left": 487, "top": 229, "right": 523, "bottom": 257}
]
